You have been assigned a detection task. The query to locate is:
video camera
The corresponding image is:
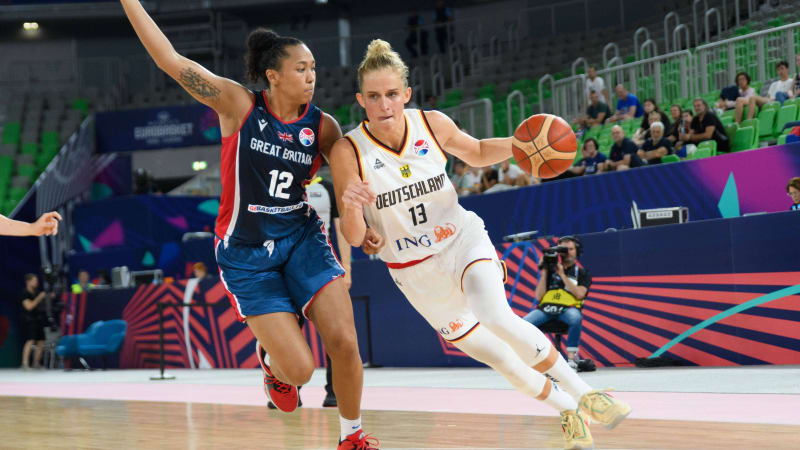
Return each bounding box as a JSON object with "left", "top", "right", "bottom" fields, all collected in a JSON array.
[{"left": 540, "top": 245, "right": 569, "bottom": 273}]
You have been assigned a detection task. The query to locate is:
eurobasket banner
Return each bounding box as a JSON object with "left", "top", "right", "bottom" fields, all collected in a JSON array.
[{"left": 95, "top": 104, "right": 221, "bottom": 152}]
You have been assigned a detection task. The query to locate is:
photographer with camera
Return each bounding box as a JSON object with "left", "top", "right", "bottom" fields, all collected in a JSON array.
[{"left": 523, "top": 236, "right": 591, "bottom": 370}]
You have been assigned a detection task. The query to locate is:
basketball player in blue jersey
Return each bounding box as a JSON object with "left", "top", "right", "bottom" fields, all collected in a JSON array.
[
  {"left": 120, "top": 2, "right": 377, "bottom": 448},
  {"left": 330, "top": 40, "right": 630, "bottom": 450}
]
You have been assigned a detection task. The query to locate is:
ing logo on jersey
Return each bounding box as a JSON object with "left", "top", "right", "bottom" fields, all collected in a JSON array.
[
  {"left": 399, "top": 164, "right": 412, "bottom": 178},
  {"left": 298, "top": 128, "right": 315, "bottom": 147},
  {"left": 413, "top": 139, "right": 430, "bottom": 156}
]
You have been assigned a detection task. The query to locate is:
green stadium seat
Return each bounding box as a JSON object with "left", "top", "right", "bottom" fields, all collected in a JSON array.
[
  {"left": 724, "top": 123, "right": 739, "bottom": 142},
  {"left": 756, "top": 108, "right": 777, "bottom": 139},
  {"left": 586, "top": 125, "right": 602, "bottom": 138},
  {"left": 477, "top": 84, "right": 497, "bottom": 101},
  {"left": 17, "top": 164, "right": 38, "bottom": 183},
  {"left": 1, "top": 122, "right": 21, "bottom": 145},
  {"left": 732, "top": 126, "right": 755, "bottom": 152},
  {"left": 778, "top": 134, "right": 789, "bottom": 145},
  {"left": 72, "top": 98, "right": 89, "bottom": 115},
  {"left": 334, "top": 104, "right": 350, "bottom": 127},
  {"left": 697, "top": 140, "right": 717, "bottom": 156},
  {"left": 773, "top": 104, "right": 798, "bottom": 137},
  {"left": 739, "top": 119, "right": 759, "bottom": 146},
  {"left": 690, "top": 147, "right": 713, "bottom": 159},
  {"left": 20, "top": 142, "right": 38, "bottom": 155},
  {"left": 661, "top": 154, "right": 680, "bottom": 163}
]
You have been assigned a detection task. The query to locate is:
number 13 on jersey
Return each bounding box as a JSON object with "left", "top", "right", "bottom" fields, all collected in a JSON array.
[{"left": 408, "top": 203, "right": 427, "bottom": 226}]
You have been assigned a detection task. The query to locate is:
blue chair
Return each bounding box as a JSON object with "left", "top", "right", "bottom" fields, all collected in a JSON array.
[{"left": 58, "top": 320, "right": 127, "bottom": 369}]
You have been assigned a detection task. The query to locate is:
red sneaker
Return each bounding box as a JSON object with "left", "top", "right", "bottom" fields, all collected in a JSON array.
[
  {"left": 337, "top": 430, "right": 379, "bottom": 449},
  {"left": 256, "top": 340, "right": 298, "bottom": 413}
]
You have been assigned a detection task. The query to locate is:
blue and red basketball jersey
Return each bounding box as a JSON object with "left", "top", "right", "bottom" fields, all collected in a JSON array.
[{"left": 216, "top": 91, "right": 324, "bottom": 244}]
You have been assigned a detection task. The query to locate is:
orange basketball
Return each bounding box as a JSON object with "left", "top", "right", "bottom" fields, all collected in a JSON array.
[{"left": 511, "top": 114, "right": 577, "bottom": 178}]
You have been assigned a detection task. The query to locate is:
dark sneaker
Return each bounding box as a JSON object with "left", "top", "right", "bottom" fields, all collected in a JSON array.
[
  {"left": 322, "top": 391, "right": 338, "bottom": 407},
  {"left": 256, "top": 340, "right": 298, "bottom": 413},
  {"left": 337, "top": 430, "right": 379, "bottom": 449}
]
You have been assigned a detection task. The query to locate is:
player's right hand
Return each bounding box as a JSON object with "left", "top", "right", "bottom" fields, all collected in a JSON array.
[
  {"left": 32, "top": 211, "right": 62, "bottom": 236},
  {"left": 361, "top": 228, "right": 385, "bottom": 255},
  {"left": 341, "top": 180, "right": 377, "bottom": 210}
]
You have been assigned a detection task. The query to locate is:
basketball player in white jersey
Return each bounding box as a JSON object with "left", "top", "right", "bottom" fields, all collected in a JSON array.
[{"left": 330, "top": 40, "right": 631, "bottom": 450}]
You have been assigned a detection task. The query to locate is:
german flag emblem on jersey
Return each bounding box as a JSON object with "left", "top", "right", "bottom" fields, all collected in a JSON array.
[{"left": 399, "top": 164, "right": 412, "bottom": 178}]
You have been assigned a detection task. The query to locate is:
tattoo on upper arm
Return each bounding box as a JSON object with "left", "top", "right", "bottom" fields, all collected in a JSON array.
[{"left": 178, "top": 67, "right": 220, "bottom": 99}]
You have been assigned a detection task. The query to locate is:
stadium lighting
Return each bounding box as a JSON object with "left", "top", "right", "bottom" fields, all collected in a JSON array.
[
  {"left": 23, "top": 22, "right": 40, "bottom": 31},
  {"left": 192, "top": 161, "right": 208, "bottom": 171}
]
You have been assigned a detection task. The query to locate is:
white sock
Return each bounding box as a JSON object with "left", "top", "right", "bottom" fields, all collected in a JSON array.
[
  {"left": 542, "top": 381, "right": 578, "bottom": 412},
  {"left": 544, "top": 354, "right": 592, "bottom": 401},
  {"left": 340, "top": 416, "right": 362, "bottom": 441}
]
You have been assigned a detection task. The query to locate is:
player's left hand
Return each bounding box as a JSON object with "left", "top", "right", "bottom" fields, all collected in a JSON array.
[
  {"left": 32, "top": 211, "right": 62, "bottom": 236},
  {"left": 361, "top": 228, "right": 385, "bottom": 255}
]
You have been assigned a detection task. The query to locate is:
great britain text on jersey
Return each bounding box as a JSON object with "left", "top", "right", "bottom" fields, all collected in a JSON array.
[{"left": 249, "top": 137, "right": 313, "bottom": 166}]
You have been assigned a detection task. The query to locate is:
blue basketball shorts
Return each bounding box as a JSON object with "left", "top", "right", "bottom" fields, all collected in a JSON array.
[{"left": 215, "top": 215, "right": 345, "bottom": 322}]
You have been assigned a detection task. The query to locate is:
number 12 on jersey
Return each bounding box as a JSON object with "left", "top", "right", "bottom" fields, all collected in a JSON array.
[
  {"left": 408, "top": 203, "right": 427, "bottom": 226},
  {"left": 267, "top": 169, "right": 293, "bottom": 199}
]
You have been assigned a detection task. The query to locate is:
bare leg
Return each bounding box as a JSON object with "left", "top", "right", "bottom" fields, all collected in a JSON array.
[
  {"left": 21, "top": 340, "right": 33, "bottom": 369},
  {"left": 32, "top": 340, "right": 44, "bottom": 368},
  {"left": 308, "top": 278, "right": 363, "bottom": 420},
  {"left": 246, "top": 312, "right": 315, "bottom": 385},
  {"left": 734, "top": 98, "right": 746, "bottom": 123}
]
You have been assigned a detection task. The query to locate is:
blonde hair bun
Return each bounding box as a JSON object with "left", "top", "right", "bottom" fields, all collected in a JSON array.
[{"left": 357, "top": 39, "right": 409, "bottom": 91}]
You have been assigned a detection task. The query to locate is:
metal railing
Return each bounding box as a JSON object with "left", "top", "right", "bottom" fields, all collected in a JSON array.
[
  {"left": 545, "top": 50, "right": 694, "bottom": 120},
  {"left": 441, "top": 98, "right": 494, "bottom": 140},
  {"left": 506, "top": 90, "right": 526, "bottom": 136},
  {"left": 663, "top": 12, "right": 681, "bottom": 54},
  {"left": 696, "top": 21, "right": 800, "bottom": 93}
]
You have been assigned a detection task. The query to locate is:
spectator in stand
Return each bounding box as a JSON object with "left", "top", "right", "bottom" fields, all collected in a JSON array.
[
  {"left": 433, "top": 0, "right": 453, "bottom": 54},
  {"left": 568, "top": 138, "right": 606, "bottom": 176},
  {"left": 748, "top": 61, "right": 795, "bottom": 110},
  {"left": 450, "top": 159, "right": 471, "bottom": 195},
  {"left": 193, "top": 262, "right": 211, "bottom": 280},
  {"left": 498, "top": 159, "right": 528, "bottom": 186},
  {"left": 788, "top": 177, "right": 800, "bottom": 211},
  {"left": 604, "top": 125, "right": 644, "bottom": 171},
  {"left": 579, "top": 90, "right": 610, "bottom": 129},
  {"left": 606, "top": 84, "right": 643, "bottom": 122},
  {"left": 584, "top": 66, "right": 608, "bottom": 105},
  {"left": 793, "top": 54, "right": 800, "bottom": 98},
  {"left": 716, "top": 71, "right": 756, "bottom": 123},
  {"left": 460, "top": 165, "right": 482, "bottom": 196},
  {"left": 71, "top": 269, "right": 94, "bottom": 294},
  {"left": 684, "top": 98, "right": 730, "bottom": 152},
  {"left": 671, "top": 109, "right": 694, "bottom": 158},
  {"left": 405, "top": 10, "right": 428, "bottom": 58},
  {"left": 637, "top": 122, "right": 674, "bottom": 165},
  {"left": 667, "top": 105, "right": 682, "bottom": 142},
  {"left": 632, "top": 99, "right": 670, "bottom": 145},
  {"left": 94, "top": 269, "right": 111, "bottom": 286},
  {"left": 480, "top": 168, "right": 499, "bottom": 192}
]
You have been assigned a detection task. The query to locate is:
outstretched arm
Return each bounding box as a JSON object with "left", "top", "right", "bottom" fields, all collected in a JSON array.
[
  {"left": 0, "top": 211, "right": 61, "bottom": 237},
  {"left": 424, "top": 110, "right": 513, "bottom": 167},
  {"left": 329, "top": 138, "right": 376, "bottom": 246},
  {"left": 120, "top": 0, "right": 251, "bottom": 128}
]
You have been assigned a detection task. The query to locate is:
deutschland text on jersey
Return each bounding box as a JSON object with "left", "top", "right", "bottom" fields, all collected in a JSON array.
[{"left": 216, "top": 91, "right": 323, "bottom": 244}]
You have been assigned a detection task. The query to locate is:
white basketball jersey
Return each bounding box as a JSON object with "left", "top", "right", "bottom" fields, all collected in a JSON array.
[{"left": 345, "top": 109, "right": 468, "bottom": 264}]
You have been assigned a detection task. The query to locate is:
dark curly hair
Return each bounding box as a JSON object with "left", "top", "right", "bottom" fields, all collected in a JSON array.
[{"left": 245, "top": 28, "right": 303, "bottom": 87}]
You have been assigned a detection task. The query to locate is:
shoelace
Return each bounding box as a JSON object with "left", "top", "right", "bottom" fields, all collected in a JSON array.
[
  {"left": 560, "top": 412, "right": 582, "bottom": 440},
  {"left": 264, "top": 369, "right": 293, "bottom": 395},
  {"left": 584, "top": 388, "right": 615, "bottom": 409},
  {"left": 348, "top": 432, "right": 379, "bottom": 450}
]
